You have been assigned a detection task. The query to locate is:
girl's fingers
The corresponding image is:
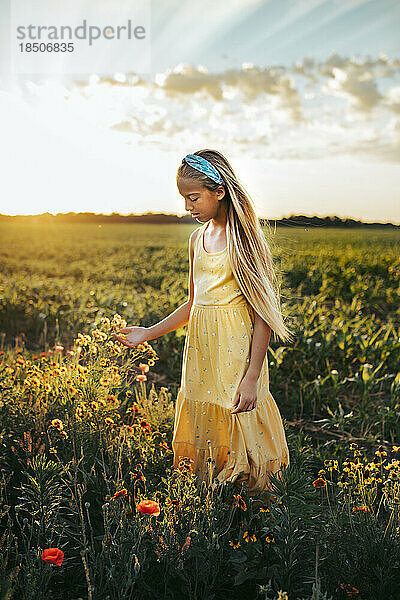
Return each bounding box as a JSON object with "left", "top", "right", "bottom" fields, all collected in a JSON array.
[
  {"left": 232, "top": 392, "right": 240, "bottom": 407},
  {"left": 112, "top": 335, "right": 131, "bottom": 347},
  {"left": 232, "top": 399, "right": 246, "bottom": 413},
  {"left": 232, "top": 398, "right": 257, "bottom": 413}
]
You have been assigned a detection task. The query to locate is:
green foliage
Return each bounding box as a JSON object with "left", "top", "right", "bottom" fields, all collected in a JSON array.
[{"left": 0, "top": 224, "right": 399, "bottom": 598}]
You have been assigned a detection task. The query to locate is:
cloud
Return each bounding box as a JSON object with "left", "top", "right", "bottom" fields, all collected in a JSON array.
[
  {"left": 158, "top": 62, "right": 304, "bottom": 123},
  {"left": 382, "top": 86, "right": 400, "bottom": 114},
  {"left": 345, "top": 117, "right": 400, "bottom": 163},
  {"left": 12, "top": 52, "right": 400, "bottom": 163},
  {"left": 317, "top": 53, "right": 400, "bottom": 112}
]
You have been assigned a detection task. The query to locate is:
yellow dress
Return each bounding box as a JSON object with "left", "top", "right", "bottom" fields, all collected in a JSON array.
[{"left": 172, "top": 221, "right": 290, "bottom": 495}]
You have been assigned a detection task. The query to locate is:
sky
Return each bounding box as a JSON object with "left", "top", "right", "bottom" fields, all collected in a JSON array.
[{"left": 0, "top": 0, "right": 399, "bottom": 223}]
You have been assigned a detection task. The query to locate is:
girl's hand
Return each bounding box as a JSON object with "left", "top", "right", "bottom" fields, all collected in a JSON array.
[
  {"left": 231, "top": 373, "right": 258, "bottom": 414},
  {"left": 111, "top": 327, "right": 148, "bottom": 348}
]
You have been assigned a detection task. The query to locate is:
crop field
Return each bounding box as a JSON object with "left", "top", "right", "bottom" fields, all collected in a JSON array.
[{"left": 0, "top": 221, "right": 399, "bottom": 599}]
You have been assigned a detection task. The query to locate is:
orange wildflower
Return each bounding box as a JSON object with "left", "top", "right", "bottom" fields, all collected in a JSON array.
[
  {"left": 41, "top": 548, "right": 64, "bottom": 566},
  {"left": 136, "top": 499, "right": 160, "bottom": 516},
  {"left": 139, "top": 420, "right": 152, "bottom": 433},
  {"left": 352, "top": 505, "right": 370, "bottom": 513},
  {"left": 111, "top": 488, "right": 128, "bottom": 501},
  {"left": 340, "top": 583, "right": 359, "bottom": 596},
  {"left": 181, "top": 536, "right": 191, "bottom": 552},
  {"left": 313, "top": 478, "right": 326, "bottom": 488},
  {"left": 233, "top": 494, "right": 247, "bottom": 511}
]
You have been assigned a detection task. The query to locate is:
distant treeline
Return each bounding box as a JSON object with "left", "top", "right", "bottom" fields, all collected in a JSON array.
[{"left": 0, "top": 212, "right": 398, "bottom": 228}]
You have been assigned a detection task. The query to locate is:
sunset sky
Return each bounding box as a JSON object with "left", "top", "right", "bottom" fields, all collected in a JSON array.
[{"left": 0, "top": 0, "right": 399, "bottom": 223}]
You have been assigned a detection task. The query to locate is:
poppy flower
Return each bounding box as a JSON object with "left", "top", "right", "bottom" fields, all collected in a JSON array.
[
  {"left": 41, "top": 548, "right": 64, "bottom": 566},
  {"left": 136, "top": 499, "right": 160, "bottom": 516}
]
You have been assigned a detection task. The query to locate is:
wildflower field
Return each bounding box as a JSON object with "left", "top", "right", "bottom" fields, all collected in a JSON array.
[{"left": 0, "top": 221, "right": 399, "bottom": 600}]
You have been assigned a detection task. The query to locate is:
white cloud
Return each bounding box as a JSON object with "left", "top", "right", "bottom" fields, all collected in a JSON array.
[{"left": 4, "top": 52, "right": 400, "bottom": 165}]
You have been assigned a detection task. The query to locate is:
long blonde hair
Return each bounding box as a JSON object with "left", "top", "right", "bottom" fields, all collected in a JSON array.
[{"left": 177, "top": 149, "right": 295, "bottom": 344}]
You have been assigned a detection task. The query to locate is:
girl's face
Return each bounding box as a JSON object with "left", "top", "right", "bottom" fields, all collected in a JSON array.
[{"left": 177, "top": 177, "right": 226, "bottom": 222}]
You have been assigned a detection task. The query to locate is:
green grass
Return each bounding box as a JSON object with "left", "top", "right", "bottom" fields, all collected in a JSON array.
[{"left": 0, "top": 222, "right": 399, "bottom": 599}]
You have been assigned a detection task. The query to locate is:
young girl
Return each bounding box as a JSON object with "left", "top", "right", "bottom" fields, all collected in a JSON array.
[{"left": 113, "top": 149, "right": 294, "bottom": 500}]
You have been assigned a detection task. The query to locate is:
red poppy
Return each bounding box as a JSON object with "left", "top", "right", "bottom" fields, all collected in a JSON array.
[
  {"left": 136, "top": 499, "right": 160, "bottom": 516},
  {"left": 41, "top": 548, "right": 64, "bottom": 566}
]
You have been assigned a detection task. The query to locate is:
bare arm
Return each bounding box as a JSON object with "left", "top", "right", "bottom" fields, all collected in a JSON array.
[
  {"left": 145, "top": 301, "right": 192, "bottom": 341},
  {"left": 231, "top": 311, "right": 271, "bottom": 414},
  {"left": 146, "top": 228, "right": 201, "bottom": 340},
  {"left": 246, "top": 312, "right": 271, "bottom": 380},
  {"left": 112, "top": 228, "right": 201, "bottom": 347}
]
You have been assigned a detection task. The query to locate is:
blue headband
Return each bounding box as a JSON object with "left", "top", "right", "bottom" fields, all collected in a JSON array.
[{"left": 183, "top": 154, "right": 225, "bottom": 186}]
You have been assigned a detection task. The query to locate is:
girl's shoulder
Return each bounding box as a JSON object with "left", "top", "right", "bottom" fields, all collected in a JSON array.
[{"left": 189, "top": 224, "right": 204, "bottom": 246}]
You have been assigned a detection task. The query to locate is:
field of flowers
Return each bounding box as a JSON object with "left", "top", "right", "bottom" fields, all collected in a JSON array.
[{"left": 0, "top": 221, "right": 399, "bottom": 599}]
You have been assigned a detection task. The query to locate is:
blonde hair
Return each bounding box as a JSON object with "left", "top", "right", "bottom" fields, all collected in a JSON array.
[{"left": 177, "top": 149, "right": 295, "bottom": 344}]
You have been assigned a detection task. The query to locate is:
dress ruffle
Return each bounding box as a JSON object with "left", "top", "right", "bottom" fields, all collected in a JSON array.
[{"left": 172, "top": 390, "right": 290, "bottom": 495}]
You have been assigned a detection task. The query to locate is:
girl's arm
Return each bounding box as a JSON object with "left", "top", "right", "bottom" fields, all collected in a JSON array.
[
  {"left": 146, "top": 228, "right": 199, "bottom": 341},
  {"left": 246, "top": 312, "right": 271, "bottom": 381},
  {"left": 145, "top": 301, "right": 191, "bottom": 341},
  {"left": 231, "top": 312, "right": 271, "bottom": 413},
  {"left": 113, "top": 229, "right": 200, "bottom": 347}
]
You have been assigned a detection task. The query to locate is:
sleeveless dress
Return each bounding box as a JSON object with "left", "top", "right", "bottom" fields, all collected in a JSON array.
[{"left": 172, "top": 221, "right": 290, "bottom": 495}]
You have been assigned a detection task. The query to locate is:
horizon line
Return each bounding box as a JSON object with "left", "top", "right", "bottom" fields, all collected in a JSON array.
[{"left": 0, "top": 211, "right": 399, "bottom": 227}]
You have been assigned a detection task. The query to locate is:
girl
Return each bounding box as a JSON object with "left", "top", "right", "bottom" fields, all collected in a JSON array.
[{"left": 113, "top": 149, "right": 294, "bottom": 501}]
